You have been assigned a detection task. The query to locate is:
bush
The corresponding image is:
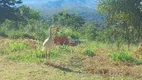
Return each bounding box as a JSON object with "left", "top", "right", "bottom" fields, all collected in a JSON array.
[
  {"left": 0, "top": 31, "right": 8, "bottom": 37},
  {"left": 109, "top": 51, "right": 133, "bottom": 62},
  {"left": 57, "top": 27, "right": 80, "bottom": 39},
  {"left": 79, "top": 23, "right": 98, "bottom": 40},
  {"left": 0, "top": 19, "right": 50, "bottom": 41}
]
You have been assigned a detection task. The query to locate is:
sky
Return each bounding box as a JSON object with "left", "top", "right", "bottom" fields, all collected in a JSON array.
[
  {"left": 22, "top": 0, "right": 58, "bottom": 4},
  {"left": 21, "top": 0, "right": 96, "bottom": 9},
  {"left": 22, "top": 0, "right": 96, "bottom": 4}
]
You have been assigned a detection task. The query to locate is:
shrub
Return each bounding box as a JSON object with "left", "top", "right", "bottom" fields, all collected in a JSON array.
[
  {"left": 0, "top": 31, "right": 8, "bottom": 37},
  {"left": 0, "top": 19, "right": 50, "bottom": 41},
  {"left": 7, "top": 31, "right": 25, "bottom": 39},
  {"left": 57, "top": 27, "right": 80, "bottom": 39},
  {"left": 109, "top": 51, "right": 133, "bottom": 62}
]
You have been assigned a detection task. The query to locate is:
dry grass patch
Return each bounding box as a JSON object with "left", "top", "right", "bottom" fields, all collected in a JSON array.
[
  {"left": 83, "top": 53, "right": 142, "bottom": 79},
  {"left": 133, "top": 43, "right": 142, "bottom": 58},
  {"left": 1, "top": 38, "right": 142, "bottom": 79},
  {"left": 0, "top": 59, "right": 103, "bottom": 80}
]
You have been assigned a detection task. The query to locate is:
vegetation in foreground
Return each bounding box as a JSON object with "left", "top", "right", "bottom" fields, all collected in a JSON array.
[{"left": 0, "top": 38, "right": 142, "bottom": 80}]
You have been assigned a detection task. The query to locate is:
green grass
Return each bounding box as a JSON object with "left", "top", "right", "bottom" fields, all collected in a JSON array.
[
  {"left": 109, "top": 51, "right": 133, "bottom": 62},
  {"left": 109, "top": 51, "right": 142, "bottom": 65},
  {"left": 1, "top": 38, "right": 142, "bottom": 80},
  {"left": 82, "top": 48, "right": 94, "bottom": 57},
  {"left": 7, "top": 41, "right": 27, "bottom": 52},
  {"left": 7, "top": 49, "right": 42, "bottom": 62},
  {"left": 0, "top": 61, "right": 105, "bottom": 80},
  {"left": 58, "top": 45, "right": 74, "bottom": 54},
  {"left": 132, "top": 59, "right": 142, "bottom": 65},
  {"left": 6, "top": 44, "right": 73, "bottom": 63}
]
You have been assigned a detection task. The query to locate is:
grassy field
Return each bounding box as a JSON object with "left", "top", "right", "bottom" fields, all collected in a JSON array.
[{"left": 0, "top": 37, "right": 142, "bottom": 80}]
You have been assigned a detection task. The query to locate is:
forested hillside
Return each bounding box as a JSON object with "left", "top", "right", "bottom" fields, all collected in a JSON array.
[{"left": 22, "top": 0, "right": 101, "bottom": 24}]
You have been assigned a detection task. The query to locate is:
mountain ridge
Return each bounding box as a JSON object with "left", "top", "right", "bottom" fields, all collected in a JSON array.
[
  {"left": 21, "top": 0, "right": 103, "bottom": 24},
  {"left": 22, "top": 0, "right": 96, "bottom": 9}
]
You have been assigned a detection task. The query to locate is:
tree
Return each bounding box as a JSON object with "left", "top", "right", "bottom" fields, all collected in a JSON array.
[
  {"left": 97, "top": 0, "right": 142, "bottom": 49},
  {"left": 52, "top": 10, "right": 85, "bottom": 30},
  {"left": 17, "top": 5, "right": 40, "bottom": 21},
  {"left": 0, "top": 0, "right": 22, "bottom": 22},
  {"left": 80, "top": 23, "right": 98, "bottom": 40}
]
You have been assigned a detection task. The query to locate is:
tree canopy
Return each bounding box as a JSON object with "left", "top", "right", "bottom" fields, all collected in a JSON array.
[
  {"left": 97, "top": 0, "right": 142, "bottom": 49},
  {"left": 97, "top": 0, "right": 142, "bottom": 27},
  {"left": 17, "top": 5, "right": 40, "bottom": 21},
  {"left": 52, "top": 10, "right": 85, "bottom": 30},
  {"left": 0, "top": 0, "right": 22, "bottom": 22}
]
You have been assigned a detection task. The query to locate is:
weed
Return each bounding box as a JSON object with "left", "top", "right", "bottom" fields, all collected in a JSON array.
[
  {"left": 82, "top": 48, "right": 94, "bottom": 57},
  {"left": 58, "top": 45, "right": 73, "bottom": 53},
  {"left": 8, "top": 49, "right": 42, "bottom": 62},
  {"left": 0, "top": 49, "right": 7, "bottom": 56},
  {"left": 109, "top": 51, "right": 133, "bottom": 62},
  {"left": 132, "top": 59, "right": 142, "bottom": 65},
  {"left": 7, "top": 41, "right": 27, "bottom": 52},
  {"left": 31, "top": 48, "right": 43, "bottom": 58},
  {"left": 49, "top": 48, "right": 59, "bottom": 57}
]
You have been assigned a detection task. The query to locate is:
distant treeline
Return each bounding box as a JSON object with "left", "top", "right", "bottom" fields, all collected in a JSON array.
[{"left": 1, "top": 0, "right": 142, "bottom": 49}]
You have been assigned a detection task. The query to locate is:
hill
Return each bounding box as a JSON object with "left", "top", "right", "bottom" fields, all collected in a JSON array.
[
  {"left": 22, "top": 0, "right": 96, "bottom": 9},
  {"left": 21, "top": 0, "right": 102, "bottom": 23}
]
